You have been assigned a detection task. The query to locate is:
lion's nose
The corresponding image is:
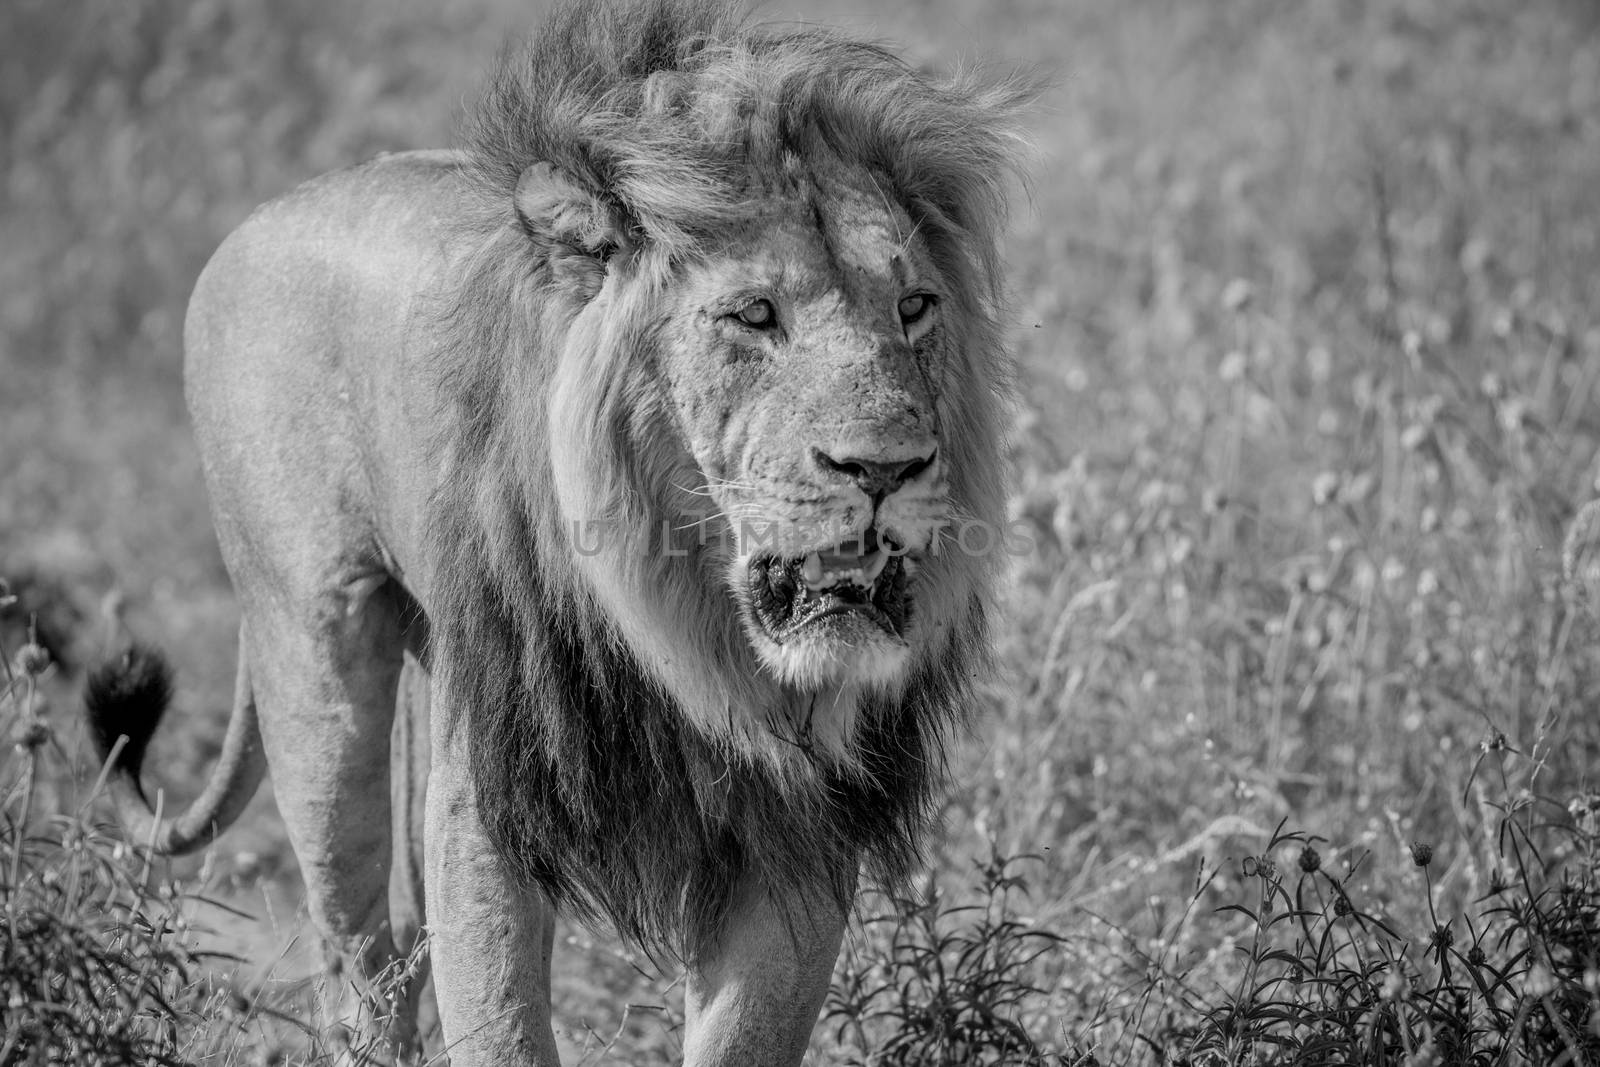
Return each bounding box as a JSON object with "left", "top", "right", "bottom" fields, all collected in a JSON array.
[{"left": 812, "top": 446, "right": 937, "bottom": 498}]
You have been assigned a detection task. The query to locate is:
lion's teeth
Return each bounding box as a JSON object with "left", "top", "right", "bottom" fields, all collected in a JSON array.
[
  {"left": 862, "top": 550, "right": 888, "bottom": 583},
  {"left": 802, "top": 546, "right": 892, "bottom": 592}
]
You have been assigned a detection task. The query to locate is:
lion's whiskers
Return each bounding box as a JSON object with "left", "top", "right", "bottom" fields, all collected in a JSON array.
[{"left": 673, "top": 478, "right": 759, "bottom": 499}]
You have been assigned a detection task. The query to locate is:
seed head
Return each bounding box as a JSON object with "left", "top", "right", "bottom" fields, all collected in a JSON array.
[
  {"left": 1468, "top": 945, "right": 1487, "bottom": 966},
  {"left": 15, "top": 642, "right": 49, "bottom": 677},
  {"left": 1334, "top": 892, "right": 1352, "bottom": 917},
  {"left": 14, "top": 719, "right": 50, "bottom": 752},
  {"left": 1410, "top": 841, "right": 1434, "bottom": 868},
  {"left": 1297, "top": 844, "right": 1322, "bottom": 873}
]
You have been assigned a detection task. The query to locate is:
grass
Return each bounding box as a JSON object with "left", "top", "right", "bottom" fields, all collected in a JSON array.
[
  {"left": 0, "top": 607, "right": 212, "bottom": 1064},
  {"left": 5, "top": 0, "right": 1600, "bottom": 1062}
]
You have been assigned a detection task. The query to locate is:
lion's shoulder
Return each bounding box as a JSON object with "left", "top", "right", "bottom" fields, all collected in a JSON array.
[{"left": 189, "top": 149, "right": 477, "bottom": 350}]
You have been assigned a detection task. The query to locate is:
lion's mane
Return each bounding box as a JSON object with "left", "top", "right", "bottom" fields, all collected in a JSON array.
[{"left": 424, "top": 0, "right": 1033, "bottom": 955}]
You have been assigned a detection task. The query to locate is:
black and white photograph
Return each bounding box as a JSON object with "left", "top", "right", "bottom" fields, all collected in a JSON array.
[{"left": 3, "top": 0, "right": 1599, "bottom": 1063}]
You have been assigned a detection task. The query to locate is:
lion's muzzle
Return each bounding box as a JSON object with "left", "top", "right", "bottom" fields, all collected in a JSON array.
[{"left": 748, "top": 527, "right": 912, "bottom": 643}]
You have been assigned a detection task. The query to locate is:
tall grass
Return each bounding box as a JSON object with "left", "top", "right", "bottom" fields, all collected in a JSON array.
[
  {"left": 5, "top": 0, "right": 1600, "bottom": 1063},
  {"left": 0, "top": 593, "right": 433, "bottom": 1067},
  {"left": 0, "top": 595, "right": 216, "bottom": 1063}
]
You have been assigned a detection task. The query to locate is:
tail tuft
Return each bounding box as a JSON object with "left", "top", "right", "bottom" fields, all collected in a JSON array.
[{"left": 85, "top": 644, "right": 174, "bottom": 786}]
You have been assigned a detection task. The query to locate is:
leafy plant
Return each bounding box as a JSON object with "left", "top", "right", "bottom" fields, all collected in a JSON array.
[{"left": 827, "top": 850, "right": 1069, "bottom": 1066}]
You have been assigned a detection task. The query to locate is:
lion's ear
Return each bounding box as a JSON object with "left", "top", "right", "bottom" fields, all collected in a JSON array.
[{"left": 514, "top": 162, "right": 630, "bottom": 263}]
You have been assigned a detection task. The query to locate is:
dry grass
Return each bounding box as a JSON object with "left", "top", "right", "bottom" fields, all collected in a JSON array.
[{"left": 4, "top": 0, "right": 1600, "bottom": 1062}]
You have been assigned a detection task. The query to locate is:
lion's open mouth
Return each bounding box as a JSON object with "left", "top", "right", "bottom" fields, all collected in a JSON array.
[{"left": 748, "top": 528, "right": 911, "bottom": 642}]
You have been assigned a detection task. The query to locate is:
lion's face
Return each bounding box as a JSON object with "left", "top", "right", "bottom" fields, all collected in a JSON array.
[
  {"left": 544, "top": 157, "right": 1002, "bottom": 762},
  {"left": 654, "top": 178, "right": 955, "bottom": 693}
]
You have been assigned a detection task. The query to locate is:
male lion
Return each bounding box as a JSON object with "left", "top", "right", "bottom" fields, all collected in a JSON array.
[{"left": 86, "top": 1, "right": 1034, "bottom": 1062}]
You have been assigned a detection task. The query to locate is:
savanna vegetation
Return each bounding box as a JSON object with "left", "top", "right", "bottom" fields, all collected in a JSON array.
[{"left": 4, "top": 0, "right": 1600, "bottom": 1062}]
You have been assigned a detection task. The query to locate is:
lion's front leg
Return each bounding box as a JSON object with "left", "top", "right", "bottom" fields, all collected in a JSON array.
[
  {"left": 424, "top": 721, "right": 561, "bottom": 1066},
  {"left": 682, "top": 874, "right": 851, "bottom": 1067}
]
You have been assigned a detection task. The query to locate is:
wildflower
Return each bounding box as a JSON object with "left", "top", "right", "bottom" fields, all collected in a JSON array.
[
  {"left": 1428, "top": 923, "right": 1453, "bottom": 951},
  {"left": 1416, "top": 569, "right": 1439, "bottom": 598},
  {"left": 1333, "top": 892, "right": 1352, "bottom": 917},
  {"left": 1297, "top": 845, "right": 1321, "bottom": 873},
  {"left": 1244, "top": 855, "right": 1277, "bottom": 881},
  {"left": 1219, "top": 349, "right": 1248, "bottom": 382},
  {"left": 1459, "top": 237, "right": 1492, "bottom": 273},
  {"left": 14, "top": 719, "right": 50, "bottom": 752},
  {"left": 1468, "top": 945, "right": 1487, "bottom": 966},
  {"left": 1312, "top": 471, "right": 1341, "bottom": 506},
  {"left": 1221, "top": 278, "right": 1254, "bottom": 312},
  {"left": 1570, "top": 794, "right": 1600, "bottom": 837},
  {"left": 15, "top": 642, "right": 50, "bottom": 677},
  {"left": 1497, "top": 397, "right": 1530, "bottom": 433},
  {"left": 1410, "top": 841, "right": 1433, "bottom": 868}
]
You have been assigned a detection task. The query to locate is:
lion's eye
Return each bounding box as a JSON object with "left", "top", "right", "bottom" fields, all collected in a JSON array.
[
  {"left": 898, "top": 293, "right": 935, "bottom": 325},
  {"left": 733, "top": 299, "right": 777, "bottom": 329}
]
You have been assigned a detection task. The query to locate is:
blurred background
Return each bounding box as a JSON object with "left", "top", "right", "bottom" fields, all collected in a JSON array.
[{"left": 4, "top": 0, "right": 1600, "bottom": 1061}]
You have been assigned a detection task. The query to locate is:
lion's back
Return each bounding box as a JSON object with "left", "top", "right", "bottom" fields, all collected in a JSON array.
[
  {"left": 183, "top": 149, "right": 477, "bottom": 587},
  {"left": 185, "top": 148, "right": 470, "bottom": 390}
]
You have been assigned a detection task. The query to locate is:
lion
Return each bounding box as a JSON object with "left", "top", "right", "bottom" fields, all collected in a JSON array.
[{"left": 84, "top": 1, "right": 1035, "bottom": 1062}]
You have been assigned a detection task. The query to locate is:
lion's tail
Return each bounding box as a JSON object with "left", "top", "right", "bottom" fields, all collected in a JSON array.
[{"left": 85, "top": 640, "right": 266, "bottom": 856}]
